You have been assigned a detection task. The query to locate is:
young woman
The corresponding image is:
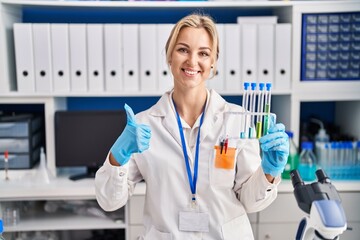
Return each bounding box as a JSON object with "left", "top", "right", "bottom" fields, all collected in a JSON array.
[{"left": 95, "top": 13, "right": 289, "bottom": 240}]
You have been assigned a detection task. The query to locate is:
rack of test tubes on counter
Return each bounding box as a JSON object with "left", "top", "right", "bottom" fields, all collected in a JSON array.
[
  {"left": 222, "top": 82, "right": 275, "bottom": 141},
  {"left": 316, "top": 141, "right": 360, "bottom": 180}
]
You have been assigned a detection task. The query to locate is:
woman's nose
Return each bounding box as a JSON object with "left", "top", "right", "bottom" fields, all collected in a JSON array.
[{"left": 186, "top": 53, "right": 198, "bottom": 66}]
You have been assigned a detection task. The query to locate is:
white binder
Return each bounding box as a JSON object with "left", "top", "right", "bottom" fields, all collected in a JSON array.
[
  {"left": 157, "top": 24, "right": 173, "bottom": 92},
  {"left": 208, "top": 24, "right": 225, "bottom": 92},
  {"left": 257, "top": 24, "right": 275, "bottom": 85},
  {"left": 122, "top": 24, "right": 139, "bottom": 92},
  {"left": 139, "top": 24, "right": 157, "bottom": 92},
  {"left": 13, "top": 23, "right": 35, "bottom": 93},
  {"left": 241, "top": 24, "right": 257, "bottom": 83},
  {"left": 87, "top": 24, "right": 104, "bottom": 93},
  {"left": 104, "top": 24, "right": 123, "bottom": 92},
  {"left": 51, "top": 24, "right": 70, "bottom": 93},
  {"left": 224, "top": 24, "right": 241, "bottom": 92},
  {"left": 69, "top": 24, "right": 87, "bottom": 92},
  {"left": 33, "top": 23, "right": 53, "bottom": 93},
  {"left": 275, "top": 24, "right": 292, "bottom": 91},
  {"left": 237, "top": 16, "right": 278, "bottom": 24}
]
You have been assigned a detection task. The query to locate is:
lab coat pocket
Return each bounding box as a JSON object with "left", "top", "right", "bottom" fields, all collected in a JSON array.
[
  {"left": 221, "top": 215, "right": 254, "bottom": 240},
  {"left": 143, "top": 226, "right": 172, "bottom": 240},
  {"left": 214, "top": 145, "right": 236, "bottom": 169},
  {"left": 210, "top": 147, "right": 236, "bottom": 188}
]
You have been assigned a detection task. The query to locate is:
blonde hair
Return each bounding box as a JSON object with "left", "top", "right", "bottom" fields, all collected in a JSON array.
[{"left": 165, "top": 13, "right": 219, "bottom": 77}]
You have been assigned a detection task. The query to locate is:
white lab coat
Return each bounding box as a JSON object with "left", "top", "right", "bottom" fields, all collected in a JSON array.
[{"left": 95, "top": 89, "right": 280, "bottom": 240}]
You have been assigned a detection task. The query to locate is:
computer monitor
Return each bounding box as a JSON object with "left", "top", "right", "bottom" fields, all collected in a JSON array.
[{"left": 55, "top": 110, "right": 126, "bottom": 180}]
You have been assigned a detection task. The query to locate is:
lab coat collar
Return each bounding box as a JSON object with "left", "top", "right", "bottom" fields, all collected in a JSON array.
[
  {"left": 148, "top": 89, "right": 226, "bottom": 154},
  {"left": 148, "top": 91, "right": 182, "bottom": 154}
]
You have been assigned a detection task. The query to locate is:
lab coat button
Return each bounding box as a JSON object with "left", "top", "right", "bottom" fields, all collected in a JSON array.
[{"left": 119, "top": 171, "right": 125, "bottom": 177}]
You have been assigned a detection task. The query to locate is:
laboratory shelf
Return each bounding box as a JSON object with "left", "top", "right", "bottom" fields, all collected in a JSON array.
[
  {"left": 0, "top": 174, "right": 126, "bottom": 234},
  {"left": 0, "top": 0, "right": 295, "bottom": 8},
  {"left": 2, "top": 175, "right": 358, "bottom": 200},
  {"left": 2, "top": 0, "right": 356, "bottom": 9},
  {"left": 3, "top": 211, "right": 125, "bottom": 233},
  {"left": 292, "top": 81, "right": 360, "bottom": 102},
  {"left": 0, "top": 90, "right": 293, "bottom": 98},
  {"left": 127, "top": 180, "right": 360, "bottom": 195},
  {"left": 0, "top": 174, "right": 95, "bottom": 201},
  {"left": 278, "top": 179, "right": 360, "bottom": 193}
]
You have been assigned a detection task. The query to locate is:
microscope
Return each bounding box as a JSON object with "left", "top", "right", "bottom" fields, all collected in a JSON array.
[{"left": 290, "top": 169, "right": 347, "bottom": 240}]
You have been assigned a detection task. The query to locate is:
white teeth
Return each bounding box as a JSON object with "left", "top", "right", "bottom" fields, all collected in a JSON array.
[{"left": 184, "top": 69, "right": 198, "bottom": 75}]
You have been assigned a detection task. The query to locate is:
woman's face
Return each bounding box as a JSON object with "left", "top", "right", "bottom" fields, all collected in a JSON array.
[{"left": 170, "top": 27, "right": 213, "bottom": 90}]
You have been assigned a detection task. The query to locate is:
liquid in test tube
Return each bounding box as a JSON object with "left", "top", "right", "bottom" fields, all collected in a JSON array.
[
  {"left": 263, "top": 83, "right": 272, "bottom": 135},
  {"left": 4, "top": 150, "right": 9, "bottom": 181},
  {"left": 357, "top": 141, "right": 360, "bottom": 165},
  {"left": 256, "top": 83, "right": 265, "bottom": 138}
]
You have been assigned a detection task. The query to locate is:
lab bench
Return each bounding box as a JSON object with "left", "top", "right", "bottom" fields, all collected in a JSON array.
[
  {"left": 129, "top": 180, "right": 360, "bottom": 240},
  {"left": 0, "top": 173, "right": 359, "bottom": 240},
  {"left": 0, "top": 173, "right": 127, "bottom": 239}
]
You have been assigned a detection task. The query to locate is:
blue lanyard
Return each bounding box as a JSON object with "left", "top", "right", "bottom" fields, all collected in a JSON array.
[{"left": 173, "top": 100, "right": 205, "bottom": 203}]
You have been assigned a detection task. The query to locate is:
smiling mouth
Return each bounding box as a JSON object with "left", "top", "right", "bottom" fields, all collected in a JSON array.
[{"left": 182, "top": 68, "right": 200, "bottom": 76}]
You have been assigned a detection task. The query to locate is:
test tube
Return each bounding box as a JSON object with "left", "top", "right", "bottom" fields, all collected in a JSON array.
[
  {"left": 242, "top": 82, "right": 250, "bottom": 111},
  {"left": 357, "top": 141, "right": 360, "bottom": 165},
  {"left": 256, "top": 83, "right": 265, "bottom": 138},
  {"left": 240, "top": 82, "right": 250, "bottom": 138},
  {"left": 332, "top": 142, "right": 340, "bottom": 167},
  {"left": 4, "top": 150, "right": 9, "bottom": 181},
  {"left": 343, "top": 141, "right": 352, "bottom": 165},
  {"left": 339, "top": 142, "right": 345, "bottom": 167},
  {"left": 324, "top": 143, "right": 330, "bottom": 170},
  {"left": 331, "top": 142, "right": 337, "bottom": 165},
  {"left": 249, "top": 83, "right": 257, "bottom": 138},
  {"left": 262, "top": 83, "right": 272, "bottom": 135}
]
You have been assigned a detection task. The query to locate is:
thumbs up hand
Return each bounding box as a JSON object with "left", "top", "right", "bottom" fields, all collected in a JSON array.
[{"left": 110, "top": 104, "right": 151, "bottom": 166}]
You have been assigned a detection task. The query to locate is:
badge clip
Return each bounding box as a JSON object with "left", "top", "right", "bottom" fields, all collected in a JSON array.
[{"left": 191, "top": 194, "right": 197, "bottom": 208}]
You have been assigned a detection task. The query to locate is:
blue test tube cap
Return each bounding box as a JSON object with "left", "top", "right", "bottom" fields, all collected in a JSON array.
[
  {"left": 244, "top": 82, "right": 250, "bottom": 90},
  {"left": 285, "top": 131, "right": 293, "bottom": 138},
  {"left": 259, "top": 82, "right": 265, "bottom": 90},
  {"left": 301, "top": 141, "right": 313, "bottom": 150},
  {"left": 251, "top": 82, "right": 257, "bottom": 90},
  {"left": 0, "top": 219, "right": 3, "bottom": 233},
  {"left": 357, "top": 141, "right": 360, "bottom": 148},
  {"left": 266, "top": 83, "right": 272, "bottom": 91},
  {"left": 344, "top": 141, "right": 353, "bottom": 149}
]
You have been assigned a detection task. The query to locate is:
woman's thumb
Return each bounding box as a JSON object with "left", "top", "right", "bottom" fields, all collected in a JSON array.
[{"left": 124, "top": 103, "right": 136, "bottom": 125}]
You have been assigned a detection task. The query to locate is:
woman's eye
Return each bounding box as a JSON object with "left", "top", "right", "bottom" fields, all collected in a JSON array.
[
  {"left": 178, "top": 48, "right": 188, "bottom": 53},
  {"left": 200, "top": 52, "right": 210, "bottom": 57}
]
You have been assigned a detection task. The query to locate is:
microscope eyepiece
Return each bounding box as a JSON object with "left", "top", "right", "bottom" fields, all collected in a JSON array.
[
  {"left": 290, "top": 169, "right": 304, "bottom": 188},
  {"left": 316, "top": 169, "right": 331, "bottom": 184}
]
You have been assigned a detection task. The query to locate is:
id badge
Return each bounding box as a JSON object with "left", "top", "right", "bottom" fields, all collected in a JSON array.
[{"left": 179, "top": 210, "right": 210, "bottom": 232}]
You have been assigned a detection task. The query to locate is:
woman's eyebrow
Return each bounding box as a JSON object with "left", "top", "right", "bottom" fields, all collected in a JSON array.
[
  {"left": 176, "top": 42, "right": 189, "bottom": 48},
  {"left": 176, "top": 42, "right": 211, "bottom": 51}
]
